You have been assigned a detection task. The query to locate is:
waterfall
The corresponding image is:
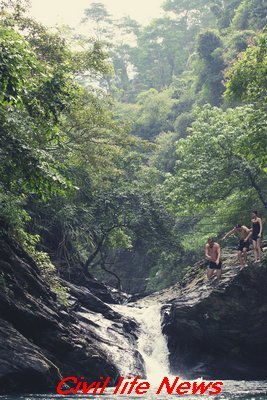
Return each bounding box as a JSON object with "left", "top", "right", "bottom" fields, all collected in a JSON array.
[
  {"left": 113, "top": 301, "right": 170, "bottom": 385},
  {"left": 79, "top": 296, "right": 170, "bottom": 386}
]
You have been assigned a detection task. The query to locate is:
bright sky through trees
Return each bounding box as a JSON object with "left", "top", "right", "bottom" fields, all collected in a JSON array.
[{"left": 29, "top": 0, "right": 164, "bottom": 27}]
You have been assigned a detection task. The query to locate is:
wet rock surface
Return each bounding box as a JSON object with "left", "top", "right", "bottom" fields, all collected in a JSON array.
[
  {"left": 1, "top": 231, "right": 267, "bottom": 393},
  {"left": 0, "top": 235, "right": 143, "bottom": 394},
  {"left": 0, "top": 319, "right": 61, "bottom": 393},
  {"left": 162, "top": 250, "right": 267, "bottom": 379}
]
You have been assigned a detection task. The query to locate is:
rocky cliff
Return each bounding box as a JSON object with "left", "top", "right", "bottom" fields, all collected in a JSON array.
[
  {"left": 162, "top": 250, "right": 267, "bottom": 380},
  {"left": 1, "top": 231, "right": 267, "bottom": 394},
  {"left": 0, "top": 234, "right": 144, "bottom": 394}
]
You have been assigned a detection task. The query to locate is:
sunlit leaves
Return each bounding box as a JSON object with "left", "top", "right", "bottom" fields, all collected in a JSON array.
[
  {"left": 225, "top": 32, "right": 267, "bottom": 173},
  {"left": 164, "top": 104, "right": 267, "bottom": 213},
  {"left": 225, "top": 32, "right": 267, "bottom": 103},
  {"left": 0, "top": 26, "right": 37, "bottom": 104}
]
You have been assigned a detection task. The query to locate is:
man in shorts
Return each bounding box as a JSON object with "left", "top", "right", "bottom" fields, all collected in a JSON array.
[
  {"left": 222, "top": 224, "right": 250, "bottom": 269},
  {"left": 205, "top": 237, "right": 222, "bottom": 280}
]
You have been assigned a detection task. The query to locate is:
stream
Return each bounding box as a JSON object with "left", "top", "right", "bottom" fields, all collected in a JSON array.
[{"left": 1, "top": 296, "right": 267, "bottom": 400}]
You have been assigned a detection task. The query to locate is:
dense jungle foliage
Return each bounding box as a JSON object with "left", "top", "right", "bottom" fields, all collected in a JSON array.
[{"left": 0, "top": 0, "right": 266, "bottom": 294}]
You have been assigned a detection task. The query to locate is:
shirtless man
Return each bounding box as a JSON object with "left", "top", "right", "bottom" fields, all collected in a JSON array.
[
  {"left": 222, "top": 224, "right": 250, "bottom": 269},
  {"left": 205, "top": 237, "right": 222, "bottom": 280}
]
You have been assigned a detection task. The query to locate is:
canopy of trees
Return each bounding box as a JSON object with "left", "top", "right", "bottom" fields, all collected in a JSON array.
[{"left": 1, "top": 0, "right": 266, "bottom": 294}]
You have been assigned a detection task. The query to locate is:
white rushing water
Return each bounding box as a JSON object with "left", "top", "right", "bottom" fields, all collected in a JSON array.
[
  {"left": 113, "top": 302, "right": 170, "bottom": 385},
  {"left": 2, "top": 299, "right": 267, "bottom": 400}
]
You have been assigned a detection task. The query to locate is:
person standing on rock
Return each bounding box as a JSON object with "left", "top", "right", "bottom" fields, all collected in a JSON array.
[
  {"left": 205, "top": 237, "right": 222, "bottom": 280},
  {"left": 245, "top": 211, "right": 262, "bottom": 263},
  {"left": 222, "top": 224, "right": 250, "bottom": 269}
]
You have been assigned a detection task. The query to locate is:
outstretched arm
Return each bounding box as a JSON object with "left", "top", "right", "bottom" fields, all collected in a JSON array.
[{"left": 222, "top": 228, "right": 235, "bottom": 240}]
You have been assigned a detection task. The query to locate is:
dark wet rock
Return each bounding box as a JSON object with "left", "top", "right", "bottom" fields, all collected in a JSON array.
[
  {"left": 0, "top": 235, "right": 143, "bottom": 394},
  {"left": 62, "top": 280, "right": 122, "bottom": 320},
  {"left": 0, "top": 319, "right": 61, "bottom": 393},
  {"left": 72, "top": 273, "right": 128, "bottom": 304},
  {"left": 128, "top": 292, "right": 154, "bottom": 303},
  {"left": 162, "top": 250, "right": 267, "bottom": 380}
]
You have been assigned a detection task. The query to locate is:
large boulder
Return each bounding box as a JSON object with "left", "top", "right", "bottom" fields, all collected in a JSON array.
[
  {"left": 0, "top": 319, "right": 61, "bottom": 393},
  {"left": 163, "top": 253, "right": 267, "bottom": 379},
  {"left": 0, "top": 235, "right": 143, "bottom": 394}
]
